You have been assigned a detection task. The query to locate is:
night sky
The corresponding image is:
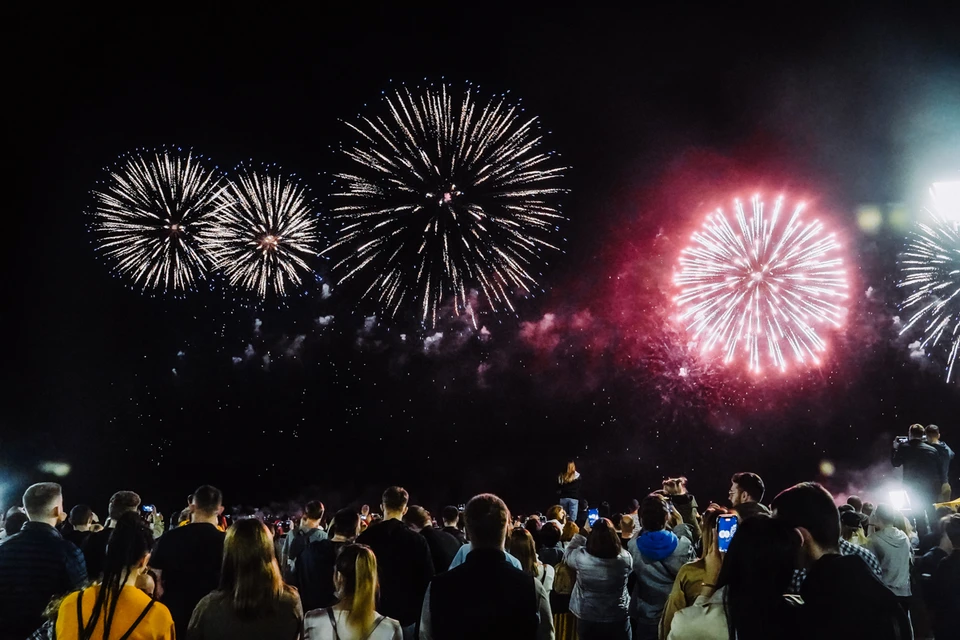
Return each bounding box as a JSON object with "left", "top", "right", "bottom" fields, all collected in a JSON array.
[{"left": 5, "top": 7, "right": 960, "bottom": 519}]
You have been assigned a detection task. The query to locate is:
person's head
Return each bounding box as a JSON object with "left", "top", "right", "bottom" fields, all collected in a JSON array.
[
  {"left": 628, "top": 498, "right": 640, "bottom": 514},
  {"left": 464, "top": 494, "right": 510, "bottom": 550},
  {"left": 840, "top": 510, "right": 864, "bottom": 540},
  {"left": 729, "top": 472, "right": 765, "bottom": 507},
  {"left": 441, "top": 506, "right": 459, "bottom": 527},
  {"left": 944, "top": 513, "right": 960, "bottom": 549},
  {"left": 838, "top": 504, "right": 855, "bottom": 514},
  {"left": 69, "top": 504, "right": 95, "bottom": 530},
  {"left": 699, "top": 504, "right": 733, "bottom": 556},
  {"left": 107, "top": 491, "right": 141, "bottom": 521},
  {"left": 862, "top": 502, "right": 875, "bottom": 517},
  {"left": 771, "top": 482, "right": 840, "bottom": 560},
  {"left": 334, "top": 544, "right": 379, "bottom": 634},
  {"left": 718, "top": 516, "right": 803, "bottom": 640},
  {"left": 565, "top": 460, "right": 576, "bottom": 475},
  {"left": 3, "top": 511, "right": 28, "bottom": 536},
  {"left": 909, "top": 423, "right": 925, "bottom": 440},
  {"left": 586, "top": 518, "right": 622, "bottom": 559},
  {"left": 846, "top": 496, "right": 863, "bottom": 513},
  {"left": 22, "top": 482, "right": 65, "bottom": 526},
  {"left": 381, "top": 486, "right": 409, "bottom": 520},
  {"left": 872, "top": 503, "right": 899, "bottom": 530},
  {"left": 539, "top": 521, "right": 562, "bottom": 548},
  {"left": 640, "top": 493, "right": 669, "bottom": 532},
  {"left": 402, "top": 505, "right": 431, "bottom": 532},
  {"left": 330, "top": 507, "right": 361, "bottom": 540},
  {"left": 191, "top": 485, "right": 223, "bottom": 520},
  {"left": 561, "top": 520, "right": 579, "bottom": 543},
  {"left": 546, "top": 504, "right": 566, "bottom": 524},
  {"left": 220, "top": 518, "right": 285, "bottom": 618},
  {"left": 506, "top": 527, "right": 540, "bottom": 576},
  {"left": 523, "top": 516, "right": 542, "bottom": 542},
  {"left": 925, "top": 424, "right": 941, "bottom": 443},
  {"left": 302, "top": 500, "right": 324, "bottom": 526}
]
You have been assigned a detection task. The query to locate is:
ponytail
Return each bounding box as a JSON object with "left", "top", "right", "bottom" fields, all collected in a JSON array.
[{"left": 336, "top": 544, "right": 378, "bottom": 635}]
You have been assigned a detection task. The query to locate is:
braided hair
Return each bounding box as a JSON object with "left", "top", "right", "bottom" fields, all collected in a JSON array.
[{"left": 79, "top": 511, "right": 154, "bottom": 640}]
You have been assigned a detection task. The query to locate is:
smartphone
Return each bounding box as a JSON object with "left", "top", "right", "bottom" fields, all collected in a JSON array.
[
  {"left": 717, "top": 514, "right": 738, "bottom": 552},
  {"left": 142, "top": 505, "right": 154, "bottom": 512},
  {"left": 587, "top": 508, "right": 600, "bottom": 526}
]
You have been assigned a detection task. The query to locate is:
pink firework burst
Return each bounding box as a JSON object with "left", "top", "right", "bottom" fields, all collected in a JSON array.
[{"left": 673, "top": 194, "right": 849, "bottom": 374}]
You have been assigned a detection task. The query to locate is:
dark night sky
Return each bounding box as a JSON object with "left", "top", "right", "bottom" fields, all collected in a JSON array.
[{"left": 4, "top": 7, "right": 960, "bottom": 518}]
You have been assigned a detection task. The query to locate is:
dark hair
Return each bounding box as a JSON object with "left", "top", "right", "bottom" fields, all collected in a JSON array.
[
  {"left": 944, "top": 513, "right": 960, "bottom": 547},
  {"left": 539, "top": 522, "right": 561, "bottom": 548},
  {"left": 838, "top": 504, "right": 855, "bottom": 514},
  {"left": 69, "top": 504, "right": 94, "bottom": 527},
  {"left": 303, "top": 500, "right": 324, "bottom": 521},
  {"left": 846, "top": 496, "right": 863, "bottom": 512},
  {"left": 4, "top": 511, "right": 27, "bottom": 536},
  {"left": 382, "top": 486, "right": 409, "bottom": 512},
  {"left": 731, "top": 472, "right": 765, "bottom": 502},
  {"left": 719, "top": 516, "right": 801, "bottom": 640},
  {"left": 108, "top": 491, "right": 141, "bottom": 520},
  {"left": 464, "top": 494, "right": 509, "bottom": 549},
  {"left": 193, "top": 485, "right": 223, "bottom": 515},
  {"left": 79, "top": 512, "right": 154, "bottom": 640},
  {"left": 840, "top": 511, "right": 862, "bottom": 528},
  {"left": 220, "top": 518, "right": 287, "bottom": 618},
  {"left": 22, "top": 482, "right": 62, "bottom": 520},
  {"left": 586, "top": 518, "right": 622, "bottom": 559},
  {"left": 441, "top": 506, "right": 459, "bottom": 525},
  {"left": 640, "top": 494, "right": 668, "bottom": 531},
  {"left": 330, "top": 508, "right": 361, "bottom": 538},
  {"left": 771, "top": 482, "right": 840, "bottom": 550},
  {"left": 523, "top": 516, "right": 542, "bottom": 543},
  {"left": 925, "top": 424, "right": 940, "bottom": 437},
  {"left": 909, "top": 423, "right": 925, "bottom": 438},
  {"left": 628, "top": 498, "right": 640, "bottom": 512},
  {"left": 403, "top": 505, "right": 431, "bottom": 529}
]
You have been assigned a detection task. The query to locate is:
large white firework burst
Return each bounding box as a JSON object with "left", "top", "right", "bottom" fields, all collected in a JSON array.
[
  {"left": 325, "top": 83, "right": 568, "bottom": 326},
  {"left": 201, "top": 166, "right": 320, "bottom": 299},
  {"left": 674, "top": 194, "right": 849, "bottom": 374},
  {"left": 898, "top": 187, "right": 960, "bottom": 383},
  {"left": 91, "top": 148, "right": 222, "bottom": 293}
]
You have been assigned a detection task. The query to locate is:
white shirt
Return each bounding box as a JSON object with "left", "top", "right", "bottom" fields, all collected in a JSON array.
[{"left": 302, "top": 608, "right": 402, "bottom": 640}]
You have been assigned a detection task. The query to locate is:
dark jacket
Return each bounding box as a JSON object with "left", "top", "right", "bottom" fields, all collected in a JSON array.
[
  {"left": 441, "top": 526, "right": 466, "bottom": 546},
  {"left": 421, "top": 526, "right": 462, "bottom": 575},
  {"left": 293, "top": 538, "right": 348, "bottom": 612},
  {"left": 537, "top": 543, "right": 564, "bottom": 567},
  {"left": 929, "top": 440, "right": 955, "bottom": 485},
  {"left": 668, "top": 494, "right": 702, "bottom": 543},
  {"left": 892, "top": 439, "right": 944, "bottom": 495},
  {"left": 80, "top": 526, "right": 113, "bottom": 579},
  {"left": 557, "top": 476, "right": 582, "bottom": 500},
  {"left": 423, "top": 548, "right": 540, "bottom": 639},
  {"left": 733, "top": 500, "right": 771, "bottom": 520},
  {"left": 800, "top": 553, "right": 911, "bottom": 640},
  {"left": 0, "top": 521, "right": 87, "bottom": 640},
  {"left": 356, "top": 518, "right": 434, "bottom": 626},
  {"left": 929, "top": 550, "right": 959, "bottom": 640}
]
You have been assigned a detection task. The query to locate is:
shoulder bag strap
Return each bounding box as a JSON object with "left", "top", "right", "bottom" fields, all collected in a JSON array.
[
  {"left": 326, "top": 607, "right": 341, "bottom": 640},
  {"left": 360, "top": 615, "right": 386, "bottom": 640},
  {"left": 117, "top": 598, "right": 156, "bottom": 640},
  {"left": 76, "top": 589, "right": 85, "bottom": 631}
]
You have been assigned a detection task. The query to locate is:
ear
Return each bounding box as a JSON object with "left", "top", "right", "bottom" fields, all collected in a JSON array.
[
  {"left": 188, "top": 504, "right": 197, "bottom": 513},
  {"left": 401, "top": 506, "right": 408, "bottom": 517},
  {"left": 140, "top": 553, "right": 151, "bottom": 569},
  {"left": 793, "top": 526, "right": 813, "bottom": 547}
]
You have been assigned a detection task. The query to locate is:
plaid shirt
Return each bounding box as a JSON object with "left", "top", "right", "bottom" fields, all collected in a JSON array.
[{"left": 789, "top": 538, "right": 882, "bottom": 594}]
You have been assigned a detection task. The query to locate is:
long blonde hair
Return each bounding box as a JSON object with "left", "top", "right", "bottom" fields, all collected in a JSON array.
[
  {"left": 506, "top": 527, "right": 541, "bottom": 577},
  {"left": 336, "top": 544, "right": 378, "bottom": 633},
  {"left": 220, "top": 518, "right": 286, "bottom": 618}
]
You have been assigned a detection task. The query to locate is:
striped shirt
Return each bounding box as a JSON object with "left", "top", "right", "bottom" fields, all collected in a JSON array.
[
  {"left": 789, "top": 538, "right": 882, "bottom": 594},
  {"left": 0, "top": 521, "right": 87, "bottom": 640}
]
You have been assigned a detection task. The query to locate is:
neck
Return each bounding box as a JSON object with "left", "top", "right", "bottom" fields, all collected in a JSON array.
[
  {"left": 383, "top": 511, "right": 404, "bottom": 522},
  {"left": 192, "top": 512, "right": 219, "bottom": 525},
  {"left": 31, "top": 518, "right": 58, "bottom": 528},
  {"left": 302, "top": 520, "right": 321, "bottom": 530},
  {"left": 122, "top": 566, "right": 142, "bottom": 588},
  {"left": 75, "top": 524, "right": 92, "bottom": 532},
  {"left": 331, "top": 534, "right": 353, "bottom": 542},
  {"left": 443, "top": 522, "right": 457, "bottom": 528}
]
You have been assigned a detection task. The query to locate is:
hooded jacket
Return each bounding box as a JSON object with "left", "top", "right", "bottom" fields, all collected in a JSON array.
[
  {"left": 628, "top": 530, "right": 695, "bottom": 622},
  {"left": 866, "top": 526, "right": 912, "bottom": 597}
]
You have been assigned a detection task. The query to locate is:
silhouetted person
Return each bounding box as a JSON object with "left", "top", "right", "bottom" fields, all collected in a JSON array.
[
  {"left": 404, "top": 506, "right": 461, "bottom": 575},
  {"left": 892, "top": 423, "right": 944, "bottom": 535},
  {"left": 294, "top": 507, "right": 360, "bottom": 612},
  {"left": 728, "top": 472, "right": 770, "bottom": 520},
  {"left": 440, "top": 506, "right": 466, "bottom": 546},
  {"left": 65, "top": 504, "right": 96, "bottom": 550},
  {"left": 82, "top": 490, "right": 141, "bottom": 579}
]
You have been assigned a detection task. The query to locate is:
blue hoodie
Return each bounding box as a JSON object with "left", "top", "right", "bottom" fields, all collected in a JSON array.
[{"left": 634, "top": 529, "right": 679, "bottom": 561}]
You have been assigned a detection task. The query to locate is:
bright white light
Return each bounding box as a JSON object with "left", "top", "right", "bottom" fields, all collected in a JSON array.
[
  {"left": 38, "top": 461, "right": 71, "bottom": 477},
  {"left": 932, "top": 181, "right": 960, "bottom": 222},
  {"left": 889, "top": 490, "right": 911, "bottom": 511}
]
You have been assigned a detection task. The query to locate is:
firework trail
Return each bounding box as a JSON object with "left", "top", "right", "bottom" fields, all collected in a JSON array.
[
  {"left": 898, "top": 193, "right": 960, "bottom": 383},
  {"left": 201, "top": 166, "right": 320, "bottom": 298},
  {"left": 325, "top": 83, "right": 568, "bottom": 326},
  {"left": 674, "top": 195, "right": 849, "bottom": 374},
  {"left": 91, "top": 149, "right": 223, "bottom": 292}
]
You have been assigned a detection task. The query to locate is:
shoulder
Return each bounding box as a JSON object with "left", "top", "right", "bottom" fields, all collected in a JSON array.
[
  {"left": 192, "top": 590, "right": 228, "bottom": 614},
  {"left": 281, "top": 587, "right": 303, "bottom": 614},
  {"left": 144, "top": 597, "right": 175, "bottom": 627}
]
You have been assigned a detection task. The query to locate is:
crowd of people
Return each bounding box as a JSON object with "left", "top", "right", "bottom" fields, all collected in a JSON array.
[{"left": 0, "top": 425, "right": 956, "bottom": 640}]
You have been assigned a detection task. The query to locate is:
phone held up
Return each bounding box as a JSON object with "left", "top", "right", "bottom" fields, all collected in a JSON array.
[
  {"left": 587, "top": 508, "right": 600, "bottom": 527},
  {"left": 717, "top": 514, "right": 738, "bottom": 553}
]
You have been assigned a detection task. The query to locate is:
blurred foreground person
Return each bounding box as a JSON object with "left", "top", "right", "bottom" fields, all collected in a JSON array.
[
  {"left": 564, "top": 518, "right": 632, "bottom": 640},
  {"left": 892, "top": 423, "right": 944, "bottom": 535},
  {"left": 295, "top": 507, "right": 360, "bottom": 612}
]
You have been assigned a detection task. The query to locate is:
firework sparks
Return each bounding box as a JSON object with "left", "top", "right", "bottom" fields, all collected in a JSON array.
[
  {"left": 91, "top": 149, "right": 223, "bottom": 292},
  {"left": 201, "top": 167, "right": 320, "bottom": 298},
  {"left": 674, "top": 195, "right": 849, "bottom": 374},
  {"left": 325, "top": 83, "right": 567, "bottom": 326},
  {"left": 898, "top": 194, "right": 960, "bottom": 383}
]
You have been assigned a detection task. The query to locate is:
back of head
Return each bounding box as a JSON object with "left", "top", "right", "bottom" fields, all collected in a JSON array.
[
  {"left": 840, "top": 510, "right": 863, "bottom": 530},
  {"left": 464, "top": 494, "right": 509, "bottom": 549},
  {"left": 838, "top": 504, "right": 855, "bottom": 514},
  {"left": 586, "top": 518, "right": 621, "bottom": 559},
  {"left": 539, "top": 522, "right": 562, "bottom": 548},
  {"left": 403, "top": 505, "right": 431, "bottom": 530},
  {"left": 441, "top": 505, "right": 459, "bottom": 525},
  {"left": 925, "top": 424, "right": 940, "bottom": 440},
  {"left": 523, "top": 516, "right": 541, "bottom": 536},
  {"left": 336, "top": 544, "right": 378, "bottom": 633},
  {"left": 23, "top": 482, "right": 62, "bottom": 521},
  {"left": 3, "top": 511, "right": 28, "bottom": 536},
  {"left": 771, "top": 482, "right": 840, "bottom": 551},
  {"left": 303, "top": 500, "right": 324, "bottom": 522},
  {"left": 108, "top": 491, "right": 141, "bottom": 521},
  {"left": 561, "top": 521, "right": 579, "bottom": 543},
  {"left": 845, "top": 496, "right": 863, "bottom": 512},
  {"left": 944, "top": 513, "right": 960, "bottom": 547},
  {"left": 506, "top": 527, "right": 538, "bottom": 575},
  {"left": 193, "top": 485, "right": 223, "bottom": 517},
  {"left": 874, "top": 503, "right": 898, "bottom": 527},
  {"left": 640, "top": 493, "right": 668, "bottom": 532},
  {"left": 629, "top": 498, "right": 640, "bottom": 513},
  {"left": 909, "top": 423, "right": 925, "bottom": 439},
  {"left": 331, "top": 508, "right": 360, "bottom": 538},
  {"left": 382, "top": 486, "right": 409, "bottom": 514},
  {"left": 731, "top": 472, "right": 765, "bottom": 503},
  {"left": 221, "top": 518, "right": 283, "bottom": 617},
  {"left": 862, "top": 502, "right": 875, "bottom": 516},
  {"left": 70, "top": 504, "right": 94, "bottom": 527}
]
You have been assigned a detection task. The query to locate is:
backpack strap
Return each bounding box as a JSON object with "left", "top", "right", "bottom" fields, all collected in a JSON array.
[
  {"left": 326, "top": 608, "right": 340, "bottom": 640},
  {"left": 116, "top": 598, "right": 156, "bottom": 640},
  {"left": 76, "top": 589, "right": 85, "bottom": 631}
]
